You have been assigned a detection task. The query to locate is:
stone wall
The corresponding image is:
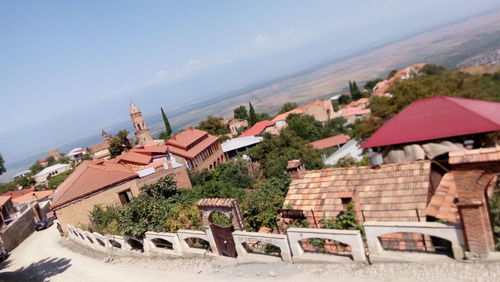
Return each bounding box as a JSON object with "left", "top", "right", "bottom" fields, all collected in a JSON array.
[
  {"left": 66, "top": 221, "right": 472, "bottom": 264},
  {"left": 0, "top": 204, "right": 38, "bottom": 251}
]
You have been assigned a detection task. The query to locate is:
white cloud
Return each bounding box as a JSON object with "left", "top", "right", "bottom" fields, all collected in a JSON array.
[{"left": 253, "top": 34, "right": 270, "bottom": 46}]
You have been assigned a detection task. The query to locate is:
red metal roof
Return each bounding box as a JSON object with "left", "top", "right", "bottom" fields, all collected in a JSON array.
[
  {"left": 362, "top": 96, "right": 500, "bottom": 148},
  {"left": 240, "top": 120, "right": 275, "bottom": 137},
  {"left": 167, "top": 127, "right": 207, "bottom": 149}
]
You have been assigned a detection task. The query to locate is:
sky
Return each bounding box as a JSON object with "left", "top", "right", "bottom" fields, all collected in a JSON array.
[{"left": 1, "top": 0, "right": 500, "bottom": 166}]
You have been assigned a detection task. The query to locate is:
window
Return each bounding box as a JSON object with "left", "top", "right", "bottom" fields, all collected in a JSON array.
[{"left": 118, "top": 189, "right": 133, "bottom": 205}]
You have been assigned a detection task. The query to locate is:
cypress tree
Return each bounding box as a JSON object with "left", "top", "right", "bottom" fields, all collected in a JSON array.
[
  {"left": 161, "top": 107, "right": 172, "bottom": 135},
  {"left": 348, "top": 80, "right": 353, "bottom": 95},
  {"left": 248, "top": 102, "right": 257, "bottom": 126}
]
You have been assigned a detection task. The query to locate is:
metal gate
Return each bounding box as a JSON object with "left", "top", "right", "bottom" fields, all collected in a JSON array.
[{"left": 210, "top": 224, "right": 237, "bottom": 257}]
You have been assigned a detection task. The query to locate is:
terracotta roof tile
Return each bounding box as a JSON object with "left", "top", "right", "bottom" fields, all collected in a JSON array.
[
  {"left": 240, "top": 120, "right": 275, "bottom": 137},
  {"left": 167, "top": 128, "right": 208, "bottom": 149},
  {"left": 0, "top": 196, "right": 12, "bottom": 207},
  {"left": 51, "top": 160, "right": 137, "bottom": 209},
  {"left": 12, "top": 190, "right": 54, "bottom": 204},
  {"left": 168, "top": 134, "right": 219, "bottom": 159},
  {"left": 449, "top": 147, "right": 500, "bottom": 164},
  {"left": 0, "top": 188, "right": 34, "bottom": 198},
  {"left": 310, "top": 134, "right": 351, "bottom": 150},
  {"left": 90, "top": 141, "right": 109, "bottom": 153},
  {"left": 284, "top": 160, "right": 431, "bottom": 223}
]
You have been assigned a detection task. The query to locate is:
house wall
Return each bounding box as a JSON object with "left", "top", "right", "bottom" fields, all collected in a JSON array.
[
  {"left": 54, "top": 180, "right": 140, "bottom": 235},
  {"left": 137, "top": 165, "right": 192, "bottom": 189},
  {"left": 303, "top": 103, "right": 334, "bottom": 124},
  {"left": 0, "top": 204, "right": 39, "bottom": 251}
]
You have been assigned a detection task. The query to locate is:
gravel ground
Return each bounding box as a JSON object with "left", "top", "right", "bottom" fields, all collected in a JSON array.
[{"left": 0, "top": 225, "right": 499, "bottom": 282}]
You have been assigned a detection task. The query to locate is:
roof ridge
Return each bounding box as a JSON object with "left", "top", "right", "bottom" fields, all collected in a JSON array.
[{"left": 445, "top": 96, "right": 500, "bottom": 127}]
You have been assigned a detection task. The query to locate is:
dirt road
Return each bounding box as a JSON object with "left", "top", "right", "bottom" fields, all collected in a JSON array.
[{"left": 0, "top": 225, "right": 499, "bottom": 282}]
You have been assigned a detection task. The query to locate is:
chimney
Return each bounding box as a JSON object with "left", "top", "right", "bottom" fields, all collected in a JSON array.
[{"left": 287, "top": 159, "right": 305, "bottom": 179}]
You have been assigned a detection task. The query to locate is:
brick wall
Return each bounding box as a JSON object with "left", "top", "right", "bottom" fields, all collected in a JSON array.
[{"left": 454, "top": 170, "right": 496, "bottom": 254}]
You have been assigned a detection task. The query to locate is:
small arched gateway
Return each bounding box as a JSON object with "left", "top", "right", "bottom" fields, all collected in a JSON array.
[{"left": 196, "top": 198, "right": 245, "bottom": 258}]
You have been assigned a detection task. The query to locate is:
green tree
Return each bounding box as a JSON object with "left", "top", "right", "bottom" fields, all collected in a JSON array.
[
  {"left": 161, "top": 107, "right": 172, "bottom": 136},
  {"left": 0, "top": 153, "right": 5, "bottom": 175},
  {"left": 278, "top": 102, "right": 298, "bottom": 114},
  {"left": 387, "top": 69, "right": 397, "bottom": 79},
  {"left": 248, "top": 102, "right": 257, "bottom": 126},
  {"left": 109, "top": 130, "right": 132, "bottom": 157},
  {"left": 338, "top": 94, "right": 352, "bottom": 105},
  {"left": 47, "top": 169, "right": 73, "bottom": 189},
  {"left": 233, "top": 105, "right": 248, "bottom": 120},
  {"left": 285, "top": 114, "right": 323, "bottom": 141},
  {"left": 352, "top": 68, "right": 500, "bottom": 139},
  {"left": 158, "top": 131, "right": 170, "bottom": 140},
  {"left": 47, "top": 156, "right": 56, "bottom": 166},
  {"left": 364, "top": 78, "right": 383, "bottom": 90},
  {"left": 247, "top": 130, "right": 323, "bottom": 178},
  {"left": 196, "top": 116, "right": 230, "bottom": 135},
  {"left": 30, "top": 161, "right": 44, "bottom": 175},
  {"left": 421, "top": 64, "right": 446, "bottom": 75}
]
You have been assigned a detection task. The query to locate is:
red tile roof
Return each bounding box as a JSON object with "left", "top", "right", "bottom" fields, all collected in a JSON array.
[
  {"left": 90, "top": 141, "right": 110, "bottom": 153},
  {"left": 240, "top": 120, "right": 275, "bottom": 137},
  {"left": 341, "top": 106, "right": 371, "bottom": 118},
  {"left": 284, "top": 161, "right": 431, "bottom": 223},
  {"left": 286, "top": 160, "right": 303, "bottom": 169},
  {"left": 425, "top": 172, "right": 459, "bottom": 223},
  {"left": 362, "top": 96, "right": 500, "bottom": 148},
  {"left": 167, "top": 127, "right": 208, "bottom": 149},
  {"left": 310, "top": 134, "right": 351, "bottom": 150},
  {"left": 51, "top": 160, "right": 137, "bottom": 209},
  {"left": 167, "top": 134, "right": 219, "bottom": 159},
  {"left": 12, "top": 190, "right": 54, "bottom": 204},
  {"left": 115, "top": 151, "right": 152, "bottom": 165},
  {"left": 448, "top": 147, "right": 500, "bottom": 164},
  {"left": 345, "top": 98, "right": 370, "bottom": 108},
  {"left": 0, "top": 188, "right": 35, "bottom": 198}
]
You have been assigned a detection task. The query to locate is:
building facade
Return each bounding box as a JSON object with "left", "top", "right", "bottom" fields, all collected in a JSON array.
[{"left": 167, "top": 127, "right": 226, "bottom": 170}]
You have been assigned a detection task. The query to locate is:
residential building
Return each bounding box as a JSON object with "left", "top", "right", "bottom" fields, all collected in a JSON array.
[
  {"left": 166, "top": 127, "right": 226, "bottom": 170},
  {"left": 227, "top": 118, "right": 249, "bottom": 136},
  {"left": 0, "top": 196, "right": 17, "bottom": 228},
  {"left": 344, "top": 98, "right": 370, "bottom": 108},
  {"left": 12, "top": 190, "right": 53, "bottom": 216},
  {"left": 283, "top": 155, "right": 498, "bottom": 256},
  {"left": 130, "top": 103, "right": 154, "bottom": 145},
  {"left": 47, "top": 149, "right": 63, "bottom": 161},
  {"left": 90, "top": 129, "right": 111, "bottom": 160},
  {"left": 222, "top": 135, "right": 263, "bottom": 159},
  {"left": 240, "top": 120, "right": 281, "bottom": 137},
  {"left": 361, "top": 96, "right": 500, "bottom": 163},
  {"left": 272, "top": 100, "right": 336, "bottom": 125},
  {"left": 51, "top": 153, "right": 192, "bottom": 235},
  {"left": 341, "top": 106, "right": 371, "bottom": 125},
  {"left": 323, "top": 140, "right": 364, "bottom": 165},
  {"left": 13, "top": 170, "right": 31, "bottom": 180},
  {"left": 310, "top": 134, "right": 350, "bottom": 150},
  {"left": 34, "top": 163, "right": 72, "bottom": 184},
  {"left": 67, "top": 147, "right": 86, "bottom": 162},
  {"left": 372, "top": 63, "right": 426, "bottom": 97}
]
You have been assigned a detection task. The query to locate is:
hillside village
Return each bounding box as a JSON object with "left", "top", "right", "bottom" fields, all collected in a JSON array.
[{"left": 1, "top": 63, "right": 500, "bottom": 267}]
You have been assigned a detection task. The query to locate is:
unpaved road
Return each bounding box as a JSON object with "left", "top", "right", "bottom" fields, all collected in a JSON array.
[{"left": 1, "top": 225, "right": 499, "bottom": 282}]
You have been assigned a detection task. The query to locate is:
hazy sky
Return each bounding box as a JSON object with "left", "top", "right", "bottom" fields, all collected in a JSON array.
[{"left": 1, "top": 0, "right": 500, "bottom": 164}]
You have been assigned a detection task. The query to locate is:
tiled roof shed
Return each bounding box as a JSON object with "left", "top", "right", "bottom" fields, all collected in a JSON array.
[{"left": 284, "top": 161, "right": 432, "bottom": 225}]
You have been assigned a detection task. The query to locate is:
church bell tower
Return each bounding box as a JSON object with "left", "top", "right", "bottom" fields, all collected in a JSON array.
[{"left": 130, "top": 103, "right": 154, "bottom": 145}]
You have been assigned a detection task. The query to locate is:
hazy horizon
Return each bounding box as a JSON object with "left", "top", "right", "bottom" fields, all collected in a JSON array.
[{"left": 2, "top": 0, "right": 500, "bottom": 171}]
